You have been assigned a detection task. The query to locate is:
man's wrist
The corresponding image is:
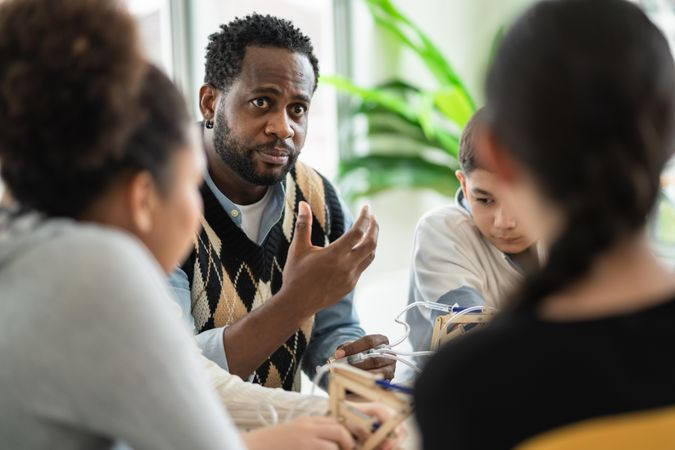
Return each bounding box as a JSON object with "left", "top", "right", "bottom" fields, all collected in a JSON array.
[{"left": 273, "top": 284, "right": 317, "bottom": 319}]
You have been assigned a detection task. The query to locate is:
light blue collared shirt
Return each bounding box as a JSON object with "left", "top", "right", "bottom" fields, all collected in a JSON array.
[{"left": 169, "top": 170, "right": 365, "bottom": 381}]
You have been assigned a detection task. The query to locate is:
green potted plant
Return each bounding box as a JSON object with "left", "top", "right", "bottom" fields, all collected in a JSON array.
[{"left": 324, "top": 0, "right": 500, "bottom": 201}]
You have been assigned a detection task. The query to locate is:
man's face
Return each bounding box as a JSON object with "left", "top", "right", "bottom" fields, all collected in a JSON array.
[
  {"left": 457, "top": 168, "right": 535, "bottom": 254},
  {"left": 212, "top": 46, "right": 315, "bottom": 185}
]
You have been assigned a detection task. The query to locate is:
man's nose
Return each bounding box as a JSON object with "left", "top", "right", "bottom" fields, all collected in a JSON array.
[{"left": 264, "top": 110, "right": 294, "bottom": 141}]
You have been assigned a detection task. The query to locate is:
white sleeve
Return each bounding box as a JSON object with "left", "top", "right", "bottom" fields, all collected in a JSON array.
[
  {"left": 201, "top": 356, "right": 328, "bottom": 430},
  {"left": 410, "top": 209, "right": 487, "bottom": 322},
  {"left": 45, "top": 231, "right": 245, "bottom": 450}
]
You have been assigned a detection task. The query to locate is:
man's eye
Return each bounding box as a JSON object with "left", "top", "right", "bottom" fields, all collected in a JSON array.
[
  {"left": 251, "top": 98, "right": 269, "bottom": 108},
  {"left": 291, "top": 104, "right": 307, "bottom": 116}
]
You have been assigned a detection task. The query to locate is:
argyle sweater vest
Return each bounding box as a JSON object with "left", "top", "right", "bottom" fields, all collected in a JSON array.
[{"left": 181, "top": 161, "right": 345, "bottom": 391}]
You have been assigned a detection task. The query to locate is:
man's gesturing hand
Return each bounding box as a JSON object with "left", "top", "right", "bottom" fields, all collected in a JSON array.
[{"left": 282, "top": 201, "right": 379, "bottom": 318}]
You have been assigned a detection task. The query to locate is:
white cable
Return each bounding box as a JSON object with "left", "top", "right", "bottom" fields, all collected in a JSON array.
[
  {"left": 360, "top": 351, "right": 422, "bottom": 374},
  {"left": 446, "top": 305, "right": 497, "bottom": 323},
  {"left": 387, "top": 301, "right": 455, "bottom": 348},
  {"left": 383, "top": 349, "right": 435, "bottom": 357},
  {"left": 277, "top": 303, "right": 498, "bottom": 426},
  {"left": 255, "top": 399, "right": 279, "bottom": 427},
  {"left": 252, "top": 301, "right": 490, "bottom": 427}
]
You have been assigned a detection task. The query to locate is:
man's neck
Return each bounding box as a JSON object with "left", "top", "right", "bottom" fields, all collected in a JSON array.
[{"left": 203, "top": 131, "right": 268, "bottom": 205}]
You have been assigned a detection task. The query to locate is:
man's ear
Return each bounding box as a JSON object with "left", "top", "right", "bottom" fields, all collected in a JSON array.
[
  {"left": 199, "top": 84, "right": 219, "bottom": 122},
  {"left": 128, "top": 171, "right": 159, "bottom": 235},
  {"left": 477, "top": 126, "right": 519, "bottom": 184}
]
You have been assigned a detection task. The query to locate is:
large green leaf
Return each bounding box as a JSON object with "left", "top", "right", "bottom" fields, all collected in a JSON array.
[
  {"left": 322, "top": 74, "right": 419, "bottom": 123},
  {"left": 365, "top": 0, "right": 476, "bottom": 110},
  {"left": 434, "top": 86, "right": 474, "bottom": 127},
  {"left": 323, "top": 75, "right": 460, "bottom": 156},
  {"left": 337, "top": 153, "right": 459, "bottom": 200}
]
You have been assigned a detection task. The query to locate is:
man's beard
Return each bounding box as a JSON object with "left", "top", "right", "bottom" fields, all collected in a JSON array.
[{"left": 212, "top": 115, "right": 299, "bottom": 186}]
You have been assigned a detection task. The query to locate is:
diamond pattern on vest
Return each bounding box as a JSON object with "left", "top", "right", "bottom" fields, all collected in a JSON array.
[{"left": 182, "top": 161, "right": 346, "bottom": 390}]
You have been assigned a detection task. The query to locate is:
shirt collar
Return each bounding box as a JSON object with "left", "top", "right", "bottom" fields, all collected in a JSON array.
[{"left": 203, "top": 168, "right": 286, "bottom": 244}]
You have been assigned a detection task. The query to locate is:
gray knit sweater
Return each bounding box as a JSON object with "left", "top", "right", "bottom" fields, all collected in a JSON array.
[{"left": 0, "top": 208, "right": 245, "bottom": 450}]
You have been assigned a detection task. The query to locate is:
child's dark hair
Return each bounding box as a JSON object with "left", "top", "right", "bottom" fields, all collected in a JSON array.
[
  {"left": 459, "top": 107, "right": 486, "bottom": 174},
  {"left": 486, "top": 0, "right": 675, "bottom": 310},
  {"left": 204, "top": 13, "right": 320, "bottom": 92},
  {"left": 0, "top": 0, "right": 190, "bottom": 217}
]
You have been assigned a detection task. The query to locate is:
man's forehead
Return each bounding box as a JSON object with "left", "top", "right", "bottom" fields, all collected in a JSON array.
[{"left": 237, "top": 46, "right": 315, "bottom": 93}]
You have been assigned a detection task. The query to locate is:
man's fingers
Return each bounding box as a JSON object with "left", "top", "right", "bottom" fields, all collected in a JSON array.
[
  {"left": 356, "top": 251, "right": 376, "bottom": 275},
  {"left": 379, "top": 364, "right": 396, "bottom": 381},
  {"left": 333, "top": 205, "right": 372, "bottom": 250},
  {"left": 334, "top": 340, "right": 354, "bottom": 359},
  {"left": 351, "top": 213, "right": 379, "bottom": 257},
  {"left": 338, "top": 334, "right": 389, "bottom": 356},
  {"left": 289, "top": 201, "right": 313, "bottom": 254},
  {"left": 352, "top": 356, "right": 394, "bottom": 371}
]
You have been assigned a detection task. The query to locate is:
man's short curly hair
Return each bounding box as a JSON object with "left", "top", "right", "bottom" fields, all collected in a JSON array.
[{"left": 204, "top": 13, "right": 320, "bottom": 92}]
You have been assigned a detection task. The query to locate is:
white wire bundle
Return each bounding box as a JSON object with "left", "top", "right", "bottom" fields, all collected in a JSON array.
[{"left": 252, "top": 302, "right": 497, "bottom": 427}]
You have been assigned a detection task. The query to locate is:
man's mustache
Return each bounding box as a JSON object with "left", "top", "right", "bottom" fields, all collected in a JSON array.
[{"left": 254, "top": 140, "right": 295, "bottom": 154}]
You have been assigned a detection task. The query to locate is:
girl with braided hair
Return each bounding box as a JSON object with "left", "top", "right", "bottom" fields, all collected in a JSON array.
[{"left": 415, "top": 0, "right": 675, "bottom": 449}]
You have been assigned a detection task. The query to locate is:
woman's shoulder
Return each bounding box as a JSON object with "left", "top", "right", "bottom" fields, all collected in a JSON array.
[
  {"left": 25, "top": 219, "right": 169, "bottom": 312},
  {"left": 47, "top": 220, "right": 159, "bottom": 272}
]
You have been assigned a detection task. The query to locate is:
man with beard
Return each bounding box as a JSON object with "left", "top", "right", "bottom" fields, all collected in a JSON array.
[{"left": 170, "top": 13, "right": 395, "bottom": 391}]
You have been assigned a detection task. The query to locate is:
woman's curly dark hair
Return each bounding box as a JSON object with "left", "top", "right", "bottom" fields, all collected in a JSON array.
[
  {"left": 204, "top": 13, "right": 320, "bottom": 92},
  {"left": 122, "top": 64, "right": 192, "bottom": 196},
  {"left": 0, "top": 0, "right": 147, "bottom": 217}
]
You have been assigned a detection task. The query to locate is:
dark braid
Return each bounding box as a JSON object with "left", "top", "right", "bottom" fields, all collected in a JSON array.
[{"left": 485, "top": 0, "right": 675, "bottom": 311}]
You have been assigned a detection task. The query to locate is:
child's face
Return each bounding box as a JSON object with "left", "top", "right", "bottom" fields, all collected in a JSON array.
[{"left": 457, "top": 168, "right": 535, "bottom": 254}]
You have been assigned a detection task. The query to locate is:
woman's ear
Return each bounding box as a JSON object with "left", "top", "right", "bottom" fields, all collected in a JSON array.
[
  {"left": 128, "top": 171, "right": 159, "bottom": 235},
  {"left": 199, "top": 84, "right": 218, "bottom": 122},
  {"left": 477, "top": 125, "right": 520, "bottom": 184}
]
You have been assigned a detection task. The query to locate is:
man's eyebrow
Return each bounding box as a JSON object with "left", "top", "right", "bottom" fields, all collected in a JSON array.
[
  {"left": 252, "top": 86, "right": 282, "bottom": 96},
  {"left": 293, "top": 93, "right": 311, "bottom": 103},
  {"left": 251, "top": 86, "right": 311, "bottom": 103},
  {"left": 471, "top": 188, "right": 493, "bottom": 196}
]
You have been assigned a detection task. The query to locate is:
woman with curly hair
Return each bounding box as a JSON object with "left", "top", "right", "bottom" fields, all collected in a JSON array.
[{"left": 0, "top": 1, "right": 365, "bottom": 449}]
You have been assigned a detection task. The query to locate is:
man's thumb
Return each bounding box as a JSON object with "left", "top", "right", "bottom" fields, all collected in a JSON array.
[{"left": 290, "top": 201, "right": 313, "bottom": 252}]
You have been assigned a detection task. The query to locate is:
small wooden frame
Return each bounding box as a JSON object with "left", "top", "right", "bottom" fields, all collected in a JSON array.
[
  {"left": 329, "top": 366, "right": 411, "bottom": 450},
  {"left": 429, "top": 310, "right": 495, "bottom": 351}
]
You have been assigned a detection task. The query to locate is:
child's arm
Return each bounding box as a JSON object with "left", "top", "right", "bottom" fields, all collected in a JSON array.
[{"left": 407, "top": 208, "right": 488, "bottom": 350}]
